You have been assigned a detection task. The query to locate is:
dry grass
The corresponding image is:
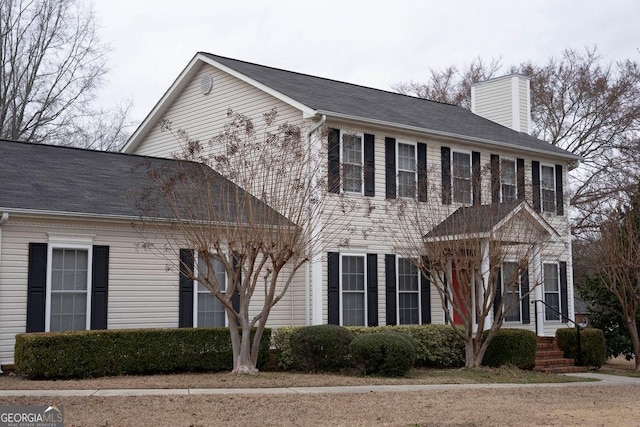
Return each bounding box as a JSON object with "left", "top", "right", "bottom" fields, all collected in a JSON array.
[
  {"left": 599, "top": 356, "right": 640, "bottom": 377},
  {"left": 0, "top": 367, "right": 588, "bottom": 390}
]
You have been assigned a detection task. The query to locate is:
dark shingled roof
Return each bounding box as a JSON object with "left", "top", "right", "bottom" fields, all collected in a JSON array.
[
  {"left": 425, "top": 202, "right": 523, "bottom": 238},
  {"left": 201, "top": 53, "right": 578, "bottom": 160},
  {"left": 0, "top": 139, "right": 283, "bottom": 224}
]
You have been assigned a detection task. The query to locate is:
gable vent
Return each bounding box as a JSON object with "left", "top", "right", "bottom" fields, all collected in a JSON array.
[{"left": 200, "top": 74, "right": 213, "bottom": 95}]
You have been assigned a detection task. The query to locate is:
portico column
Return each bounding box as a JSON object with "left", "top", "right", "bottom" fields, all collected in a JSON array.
[
  {"left": 532, "top": 244, "right": 544, "bottom": 336},
  {"left": 482, "top": 239, "right": 491, "bottom": 330}
]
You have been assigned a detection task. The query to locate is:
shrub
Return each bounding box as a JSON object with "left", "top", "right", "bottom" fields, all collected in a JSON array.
[
  {"left": 349, "top": 332, "right": 416, "bottom": 376},
  {"left": 271, "top": 326, "right": 302, "bottom": 370},
  {"left": 482, "top": 328, "right": 537, "bottom": 369},
  {"left": 14, "top": 327, "right": 271, "bottom": 379},
  {"left": 556, "top": 327, "right": 607, "bottom": 369},
  {"left": 289, "top": 325, "right": 354, "bottom": 372}
]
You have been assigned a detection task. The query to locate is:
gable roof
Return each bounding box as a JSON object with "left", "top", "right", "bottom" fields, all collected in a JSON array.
[
  {"left": 0, "top": 139, "right": 284, "bottom": 225},
  {"left": 124, "top": 52, "right": 580, "bottom": 162}
]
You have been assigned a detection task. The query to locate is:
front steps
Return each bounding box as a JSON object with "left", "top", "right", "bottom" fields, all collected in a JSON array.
[{"left": 534, "top": 336, "right": 585, "bottom": 374}]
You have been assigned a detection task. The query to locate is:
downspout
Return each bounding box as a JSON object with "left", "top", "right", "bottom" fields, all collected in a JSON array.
[
  {"left": 0, "top": 212, "right": 7, "bottom": 374},
  {"left": 305, "top": 114, "right": 326, "bottom": 325}
]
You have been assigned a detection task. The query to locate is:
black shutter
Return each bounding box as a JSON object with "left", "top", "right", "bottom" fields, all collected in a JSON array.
[
  {"left": 490, "top": 154, "right": 500, "bottom": 203},
  {"left": 417, "top": 143, "right": 428, "bottom": 202},
  {"left": 178, "top": 249, "right": 194, "bottom": 328},
  {"left": 516, "top": 158, "right": 525, "bottom": 201},
  {"left": 385, "top": 137, "right": 396, "bottom": 199},
  {"left": 26, "top": 243, "right": 47, "bottom": 332},
  {"left": 472, "top": 151, "right": 481, "bottom": 205},
  {"left": 560, "top": 262, "right": 569, "bottom": 323},
  {"left": 385, "top": 254, "right": 396, "bottom": 325},
  {"left": 367, "top": 254, "right": 378, "bottom": 326},
  {"left": 521, "top": 268, "right": 530, "bottom": 324},
  {"left": 91, "top": 245, "right": 109, "bottom": 330},
  {"left": 441, "top": 146, "right": 451, "bottom": 205},
  {"left": 232, "top": 255, "right": 241, "bottom": 314},
  {"left": 364, "top": 133, "right": 375, "bottom": 197},
  {"left": 493, "top": 267, "right": 502, "bottom": 320},
  {"left": 532, "top": 161, "right": 541, "bottom": 212},
  {"left": 328, "top": 128, "right": 340, "bottom": 193},
  {"left": 327, "top": 252, "right": 340, "bottom": 325},
  {"left": 555, "top": 165, "right": 564, "bottom": 216},
  {"left": 420, "top": 256, "right": 431, "bottom": 324}
]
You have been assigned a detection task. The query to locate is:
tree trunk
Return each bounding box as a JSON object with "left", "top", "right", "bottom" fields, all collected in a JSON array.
[
  {"left": 232, "top": 323, "right": 259, "bottom": 375},
  {"left": 464, "top": 338, "right": 483, "bottom": 368},
  {"left": 627, "top": 318, "right": 640, "bottom": 371}
]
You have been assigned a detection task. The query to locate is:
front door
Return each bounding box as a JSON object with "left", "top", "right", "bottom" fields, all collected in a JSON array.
[{"left": 451, "top": 262, "right": 466, "bottom": 325}]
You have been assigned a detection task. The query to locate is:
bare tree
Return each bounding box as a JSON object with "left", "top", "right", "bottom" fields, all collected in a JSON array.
[
  {"left": 0, "top": 0, "right": 134, "bottom": 150},
  {"left": 137, "top": 109, "right": 338, "bottom": 374},
  {"left": 394, "top": 47, "right": 640, "bottom": 234},
  {"left": 589, "top": 187, "right": 640, "bottom": 370},
  {"left": 390, "top": 173, "right": 554, "bottom": 367}
]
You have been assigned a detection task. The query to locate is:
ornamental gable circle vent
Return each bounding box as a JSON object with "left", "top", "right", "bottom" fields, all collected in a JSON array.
[{"left": 200, "top": 74, "right": 213, "bottom": 95}]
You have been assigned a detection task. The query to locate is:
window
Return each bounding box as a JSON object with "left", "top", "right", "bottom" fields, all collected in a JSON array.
[
  {"left": 397, "top": 142, "right": 416, "bottom": 198},
  {"left": 397, "top": 258, "right": 420, "bottom": 324},
  {"left": 543, "top": 262, "right": 560, "bottom": 321},
  {"left": 196, "top": 255, "right": 227, "bottom": 327},
  {"left": 49, "top": 248, "right": 90, "bottom": 332},
  {"left": 341, "top": 254, "right": 366, "bottom": 326},
  {"left": 541, "top": 165, "right": 556, "bottom": 213},
  {"left": 342, "top": 133, "right": 363, "bottom": 193},
  {"left": 502, "top": 262, "right": 521, "bottom": 322},
  {"left": 500, "top": 159, "right": 516, "bottom": 203},
  {"left": 452, "top": 151, "right": 471, "bottom": 204}
]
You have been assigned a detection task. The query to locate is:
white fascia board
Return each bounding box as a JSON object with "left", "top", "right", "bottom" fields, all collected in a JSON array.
[
  {"left": 318, "top": 110, "right": 583, "bottom": 163},
  {"left": 492, "top": 202, "right": 561, "bottom": 239},
  {"left": 0, "top": 207, "right": 141, "bottom": 222}
]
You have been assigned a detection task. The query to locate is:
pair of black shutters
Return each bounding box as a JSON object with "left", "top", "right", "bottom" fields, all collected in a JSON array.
[
  {"left": 178, "top": 249, "right": 240, "bottom": 328},
  {"left": 26, "top": 243, "right": 109, "bottom": 332},
  {"left": 327, "top": 129, "right": 427, "bottom": 201},
  {"left": 327, "top": 252, "right": 431, "bottom": 326}
]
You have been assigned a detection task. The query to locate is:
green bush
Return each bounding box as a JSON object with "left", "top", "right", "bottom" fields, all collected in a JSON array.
[
  {"left": 556, "top": 327, "right": 607, "bottom": 369},
  {"left": 482, "top": 328, "right": 537, "bottom": 369},
  {"left": 14, "top": 327, "right": 271, "bottom": 379},
  {"left": 349, "top": 332, "right": 416, "bottom": 376},
  {"left": 289, "top": 325, "right": 354, "bottom": 372},
  {"left": 349, "top": 325, "right": 465, "bottom": 368},
  {"left": 271, "top": 326, "right": 302, "bottom": 370}
]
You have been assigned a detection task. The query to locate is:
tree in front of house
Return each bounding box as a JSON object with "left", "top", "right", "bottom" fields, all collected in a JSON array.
[{"left": 137, "top": 109, "right": 344, "bottom": 374}]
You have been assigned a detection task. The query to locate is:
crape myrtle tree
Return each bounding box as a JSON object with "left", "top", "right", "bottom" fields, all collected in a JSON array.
[
  {"left": 394, "top": 47, "right": 640, "bottom": 234},
  {"left": 137, "top": 108, "right": 344, "bottom": 374},
  {"left": 0, "top": 0, "right": 134, "bottom": 150},
  {"left": 588, "top": 187, "right": 640, "bottom": 370},
  {"left": 389, "top": 171, "right": 553, "bottom": 367}
]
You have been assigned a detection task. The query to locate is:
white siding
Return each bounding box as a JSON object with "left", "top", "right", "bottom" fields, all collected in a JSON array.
[{"left": 473, "top": 78, "right": 514, "bottom": 130}]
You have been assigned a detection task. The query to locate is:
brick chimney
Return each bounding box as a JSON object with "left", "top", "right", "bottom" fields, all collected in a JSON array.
[{"left": 471, "top": 74, "right": 531, "bottom": 134}]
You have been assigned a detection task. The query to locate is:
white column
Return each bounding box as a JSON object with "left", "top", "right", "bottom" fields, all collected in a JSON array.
[
  {"left": 533, "top": 245, "right": 544, "bottom": 336},
  {"left": 482, "top": 240, "right": 492, "bottom": 330},
  {"left": 311, "top": 252, "right": 323, "bottom": 325}
]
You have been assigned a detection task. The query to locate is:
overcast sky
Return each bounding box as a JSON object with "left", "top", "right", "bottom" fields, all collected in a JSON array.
[{"left": 91, "top": 0, "right": 639, "bottom": 123}]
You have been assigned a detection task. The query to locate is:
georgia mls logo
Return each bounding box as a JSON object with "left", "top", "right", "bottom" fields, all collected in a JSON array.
[{"left": 0, "top": 405, "right": 64, "bottom": 427}]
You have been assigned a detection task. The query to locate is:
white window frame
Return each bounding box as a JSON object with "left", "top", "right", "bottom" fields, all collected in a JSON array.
[
  {"left": 340, "top": 131, "right": 365, "bottom": 195},
  {"left": 339, "top": 253, "right": 367, "bottom": 326},
  {"left": 500, "top": 157, "right": 517, "bottom": 203},
  {"left": 540, "top": 163, "right": 556, "bottom": 213},
  {"left": 396, "top": 257, "right": 421, "bottom": 325},
  {"left": 451, "top": 149, "right": 472, "bottom": 205},
  {"left": 194, "top": 252, "right": 229, "bottom": 328},
  {"left": 501, "top": 260, "right": 522, "bottom": 323},
  {"left": 396, "top": 140, "right": 417, "bottom": 199},
  {"left": 542, "top": 261, "right": 561, "bottom": 322},
  {"left": 45, "top": 240, "right": 93, "bottom": 332}
]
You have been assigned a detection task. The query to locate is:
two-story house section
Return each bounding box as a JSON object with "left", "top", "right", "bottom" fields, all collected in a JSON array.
[{"left": 124, "top": 53, "right": 581, "bottom": 337}]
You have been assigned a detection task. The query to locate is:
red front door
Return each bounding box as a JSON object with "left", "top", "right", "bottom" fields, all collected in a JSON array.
[{"left": 451, "top": 262, "right": 466, "bottom": 325}]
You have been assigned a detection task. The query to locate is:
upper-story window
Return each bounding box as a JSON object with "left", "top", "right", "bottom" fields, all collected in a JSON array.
[
  {"left": 541, "top": 164, "right": 556, "bottom": 213},
  {"left": 452, "top": 150, "right": 472, "bottom": 204},
  {"left": 500, "top": 159, "right": 516, "bottom": 203},
  {"left": 397, "top": 142, "right": 416, "bottom": 198},
  {"left": 341, "top": 133, "right": 364, "bottom": 194}
]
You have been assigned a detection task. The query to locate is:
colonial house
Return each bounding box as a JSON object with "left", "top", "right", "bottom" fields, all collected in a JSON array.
[{"left": 0, "top": 53, "right": 580, "bottom": 368}]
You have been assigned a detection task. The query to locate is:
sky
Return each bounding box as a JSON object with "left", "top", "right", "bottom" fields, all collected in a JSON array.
[{"left": 91, "top": 0, "right": 640, "bottom": 124}]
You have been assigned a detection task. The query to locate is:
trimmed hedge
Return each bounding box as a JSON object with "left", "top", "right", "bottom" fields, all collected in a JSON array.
[
  {"left": 289, "top": 325, "right": 354, "bottom": 372},
  {"left": 556, "top": 327, "right": 607, "bottom": 369},
  {"left": 349, "top": 332, "right": 416, "bottom": 376},
  {"left": 482, "top": 328, "right": 537, "bottom": 369},
  {"left": 271, "top": 326, "right": 301, "bottom": 370},
  {"left": 14, "top": 327, "right": 271, "bottom": 379}
]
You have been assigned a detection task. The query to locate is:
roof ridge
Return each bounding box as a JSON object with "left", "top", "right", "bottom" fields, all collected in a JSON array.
[{"left": 198, "top": 52, "right": 459, "bottom": 109}]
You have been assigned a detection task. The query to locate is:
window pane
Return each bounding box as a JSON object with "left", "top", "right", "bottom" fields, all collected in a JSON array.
[
  {"left": 50, "top": 292, "right": 86, "bottom": 332},
  {"left": 545, "top": 293, "right": 560, "bottom": 321},
  {"left": 399, "top": 292, "right": 419, "bottom": 325},
  {"left": 453, "top": 177, "right": 471, "bottom": 204},
  {"left": 544, "top": 264, "right": 559, "bottom": 291},
  {"left": 500, "top": 159, "right": 515, "bottom": 185},
  {"left": 342, "top": 292, "right": 365, "bottom": 326},
  {"left": 342, "top": 134, "right": 362, "bottom": 164},
  {"left": 541, "top": 166, "right": 555, "bottom": 189},
  {"left": 398, "top": 258, "right": 419, "bottom": 291},
  {"left": 452, "top": 152, "right": 471, "bottom": 178},
  {"left": 198, "top": 256, "right": 226, "bottom": 291},
  {"left": 342, "top": 164, "right": 362, "bottom": 192},
  {"left": 398, "top": 171, "right": 416, "bottom": 198},
  {"left": 397, "top": 143, "right": 416, "bottom": 171},
  {"left": 542, "top": 189, "right": 555, "bottom": 212},
  {"left": 342, "top": 256, "right": 364, "bottom": 291},
  {"left": 198, "top": 293, "right": 225, "bottom": 327},
  {"left": 504, "top": 292, "right": 521, "bottom": 322}
]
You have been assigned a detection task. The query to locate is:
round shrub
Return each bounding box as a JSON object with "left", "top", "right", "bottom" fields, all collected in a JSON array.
[
  {"left": 349, "top": 332, "right": 416, "bottom": 377},
  {"left": 556, "top": 327, "right": 607, "bottom": 369},
  {"left": 482, "top": 328, "right": 537, "bottom": 369},
  {"left": 289, "top": 325, "right": 354, "bottom": 372}
]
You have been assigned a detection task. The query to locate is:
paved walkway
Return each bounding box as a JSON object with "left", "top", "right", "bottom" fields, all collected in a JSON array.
[{"left": 0, "top": 373, "right": 639, "bottom": 397}]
